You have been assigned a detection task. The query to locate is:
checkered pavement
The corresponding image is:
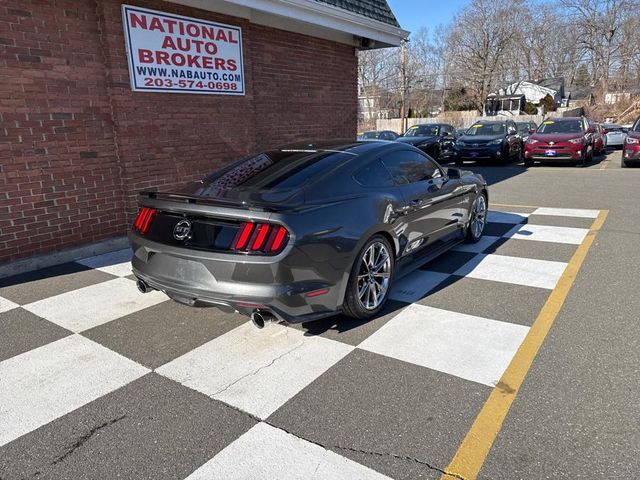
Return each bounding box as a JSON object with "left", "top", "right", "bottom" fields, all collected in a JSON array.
[{"left": 0, "top": 207, "right": 600, "bottom": 480}]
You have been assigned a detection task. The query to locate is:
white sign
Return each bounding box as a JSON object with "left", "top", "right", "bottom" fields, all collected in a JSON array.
[{"left": 122, "top": 5, "right": 244, "bottom": 95}]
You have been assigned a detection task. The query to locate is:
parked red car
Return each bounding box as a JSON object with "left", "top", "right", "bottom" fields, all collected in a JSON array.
[
  {"left": 524, "top": 117, "right": 594, "bottom": 167},
  {"left": 622, "top": 117, "right": 640, "bottom": 167},
  {"left": 591, "top": 123, "right": 606, "bottom": 155}
]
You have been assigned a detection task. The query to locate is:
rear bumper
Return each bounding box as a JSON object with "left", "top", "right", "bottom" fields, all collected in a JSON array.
[{"left": 129, "top": 231, "right": 343, "bottom": 323}]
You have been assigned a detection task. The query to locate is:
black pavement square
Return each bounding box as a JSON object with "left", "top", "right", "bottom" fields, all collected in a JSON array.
[
  {"left": 417, "top": 275, "right": 550, "bottom": 326},
  {"left": 419, "top": 250, "right": 478, "bottom": 274},
  {"left": 290, "top": 299, "right": 409, "bottom": 346},
  {"left": 0, "top": 373, "right": 256, "bottom": 480},
  {"left": 0, "top": 308, "right": 72, "bottom": 361},
  {"left": 83, "top": 301, "right": 246, "bottom": 369},
  {"left": 525, "top": 214, "right": 594, "bottom": 229},
  {"left": 483, "top": 222, "right": 517, "bottom": 237},
  {"left": 268, "top": 349, "right": 489, "bottom": 480},
  {"left": 485, "top": 237, "right": 578, "bottom": 263},
  {"left": 0, "top": 263, "right": 115, "bottom": 305}
]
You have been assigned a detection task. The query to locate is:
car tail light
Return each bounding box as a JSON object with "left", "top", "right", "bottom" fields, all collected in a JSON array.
[
  {"left": 133, "top": 207, "right": 156, "bottom": 235},
  {"left": 231, "top": 222, "right": 290, "bottom": 254}
]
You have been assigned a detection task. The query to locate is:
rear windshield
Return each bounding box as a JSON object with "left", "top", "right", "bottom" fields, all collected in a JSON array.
[
  {"left": 537, "top": 120, "right": 583, "bottom": 134},
  {"left": 516, "top": 122, "right": 533, "bottom": 133},
  {"left": 633, "top": 121, "right": 640, "bottom": 133},
  {"left": 197, "top": 150, "right": 353, "bottom": 192},
  {"left": 465, "top": 123, "right": 506, "bottom": 136},
  {"left": 403, "top": 125, "right": 440, "bottom": 137}
]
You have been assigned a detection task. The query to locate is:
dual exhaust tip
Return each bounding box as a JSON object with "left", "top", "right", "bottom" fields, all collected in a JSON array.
[{"left": 137, "top": 278, "right": 275, "bottom": 330}]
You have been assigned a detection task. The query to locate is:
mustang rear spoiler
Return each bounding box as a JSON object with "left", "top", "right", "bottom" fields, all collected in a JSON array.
[{"left": 138, "top": 191, "right": 294, "bottom": 213}]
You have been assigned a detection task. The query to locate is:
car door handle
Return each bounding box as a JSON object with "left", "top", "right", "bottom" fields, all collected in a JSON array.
[{"left": 410, "top": 199, "right": 423, "bottom": 207}]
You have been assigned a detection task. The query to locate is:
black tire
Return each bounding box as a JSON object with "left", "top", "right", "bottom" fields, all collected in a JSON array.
[
  {"left": 342, "top": 235, "right": 394, "bottom": 320},
  {"left": 455, "top": 158, "right": 463, "bottom": 167},
  {"left": 524, "top": 158, "right": 534, "bottom": 167},
  {"left": 465, "top": 193, "right": 487, "bottom": 243},
  {"left": 621, "top": 159, "right": 627, "bottom": 168}
]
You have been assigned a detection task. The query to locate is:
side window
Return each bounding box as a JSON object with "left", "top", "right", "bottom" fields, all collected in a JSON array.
[
  {"left": 353, "top": 159, "right": 395, "bottom": 187},
  {"left": 382, "top": 151, "right": 436, "bottom": 185}
]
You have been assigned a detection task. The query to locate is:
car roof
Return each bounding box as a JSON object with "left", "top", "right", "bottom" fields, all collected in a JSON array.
[{"left": 546, "top": 117, "right": 582, "bottom": 122}]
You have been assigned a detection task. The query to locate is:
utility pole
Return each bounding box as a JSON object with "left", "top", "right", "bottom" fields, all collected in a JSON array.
[{"left": 399, "top": 39, "right": 407, "bottom": 133}]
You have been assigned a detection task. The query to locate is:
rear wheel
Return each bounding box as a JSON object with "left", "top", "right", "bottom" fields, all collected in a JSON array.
[
  {"left": 342, "top": 235, "right": 394, "bottom": 319},
  {"left": 465, "top": 193, "right": 487, "bottom": 243},
  {"left": 524, "top": 157, "right": 534, "bottom": 167}
]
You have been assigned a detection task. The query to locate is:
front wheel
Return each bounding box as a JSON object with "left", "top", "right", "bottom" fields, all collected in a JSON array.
[
  {"left": 465, "top": 193, "right": 487, "bottom": 243},
  {"left": 342, "top": 235, "right": 394, "bottom": 319}
]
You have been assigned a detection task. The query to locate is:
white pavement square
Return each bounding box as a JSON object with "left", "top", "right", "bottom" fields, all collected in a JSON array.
[
  {"left": 77, "top": 248, "right": 134, "bottom": 277},
  {"left": 157, "top": 323, "right": 353, "bottom": 419},
  {"left": 454, "top": 254, "right": 568, "bottom": 290},
  {"left": 0, "top": 334, "right": 149, "bottom": 447},
  {"left": 22, "top": 277, "right": 167, "bottom": 332},
  {"left": 503, "top": 224, "right": 589, "bottom": 245},
  {"left": 358, "top": 304, "right": 530, "bottom": 387},
  {"left": 532, "top": 207, "right": 599, "bottom": 218},
  {"left": 452, "top": 235, "right": 500, "bottom": 253},
  {"left": 0, "top": 295, "right": 19, "bottom": 313},
  {"left": 389, "top": 269, "right": 449, "bottom": 303},
  {"left": 185, "top": 422, "right": 392, "bottom": 480},
  {"left": 488, "top": 211, "right": 530, "bottom": 224}
]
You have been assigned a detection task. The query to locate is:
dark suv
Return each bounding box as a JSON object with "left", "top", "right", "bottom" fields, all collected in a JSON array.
[{"left": 454, "top": 120, "right": 523, "bottom": 165}]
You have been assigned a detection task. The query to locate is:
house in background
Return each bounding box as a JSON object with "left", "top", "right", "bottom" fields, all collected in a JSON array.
[{"left": 485, "top": 78, "right": 566, "bottom": 115}]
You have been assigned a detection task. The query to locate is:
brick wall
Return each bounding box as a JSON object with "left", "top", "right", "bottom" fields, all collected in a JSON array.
[{"left": 1, "top": 0, "right": 358, "bottom": 264}]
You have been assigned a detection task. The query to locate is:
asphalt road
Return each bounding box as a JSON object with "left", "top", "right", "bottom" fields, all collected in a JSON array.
[
  {"left": 442, "top": 148, "right": 640, "bottom": 479},
  {"left": 0, "top": 148, "right": 638, "bottom": 480}
]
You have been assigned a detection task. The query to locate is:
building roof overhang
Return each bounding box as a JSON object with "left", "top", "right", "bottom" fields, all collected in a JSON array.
[{"left": 166, "top": 0, "right": 408, "bottom": 47}]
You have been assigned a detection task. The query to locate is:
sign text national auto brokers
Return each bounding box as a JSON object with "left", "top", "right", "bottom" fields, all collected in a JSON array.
[{"left": 122, "top": 5, "right": 244, "bottom": 95}]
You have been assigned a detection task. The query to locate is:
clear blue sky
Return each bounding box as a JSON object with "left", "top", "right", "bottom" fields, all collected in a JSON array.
[{"left": 386, "top": 0, "right": 470, "bottom": 34}]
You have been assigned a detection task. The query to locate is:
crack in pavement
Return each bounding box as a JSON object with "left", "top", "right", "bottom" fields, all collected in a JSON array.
[
  {"left": 51, "top": 415, "right": 127, "bottom": 466},
  {"left": 262, "top": 420, "right": 466, "bottom": 480},
  {"left": 331, "top": 445, "right": 467, "bottom": 480},
  {"left": 210, "top": 337, "right": 306, "bottom": 398}
]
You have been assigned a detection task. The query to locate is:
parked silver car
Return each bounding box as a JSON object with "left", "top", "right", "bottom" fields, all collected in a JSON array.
[{"left": 602, "top": 124, "right": 626, "bottom": 149}]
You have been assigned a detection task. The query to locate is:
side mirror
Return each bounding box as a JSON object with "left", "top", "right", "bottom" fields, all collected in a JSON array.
[
  {"left": 447, "top": 167, "right": 461, "bottom": 179},
  {"left": 530, "top": 128, "right": 536, "bottom": 134}
]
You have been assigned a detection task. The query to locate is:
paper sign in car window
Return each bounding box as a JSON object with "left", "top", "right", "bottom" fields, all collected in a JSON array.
[{"left": 543, "top": 121, "right": 555, "bottom": 124}]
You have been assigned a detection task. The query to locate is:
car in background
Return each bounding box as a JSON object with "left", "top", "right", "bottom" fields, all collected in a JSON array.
[
  {"left": 601, "top": 123, "right": 626, "bottom": 149},
  {"left": 524, "top": 117, "right": 594, "bottom": 167},
  {"left": 591, "top": 123, "right": 607, "bottom": 155},
  {"left": 358, "top": 130, "right": 399, "bottom": 141},
  {"left": 622, "top": 117, "right": 640, "bottom": 167},
  {"left": 454, "top": 120, "right": 523, "bottom": 165},
  {"left": 516, "top": 121, "right": 537, "bottom": 142},
  {"left": 129, "top": 140, "right": 488, "bottom": 327},
  {"left": 395, "top": 123, "right": 457, "bottom": 160}
]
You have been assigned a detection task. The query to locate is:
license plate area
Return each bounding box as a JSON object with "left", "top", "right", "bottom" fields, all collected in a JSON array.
[{"left": 545, "top": 150, "right": 557, "bottom": 156}]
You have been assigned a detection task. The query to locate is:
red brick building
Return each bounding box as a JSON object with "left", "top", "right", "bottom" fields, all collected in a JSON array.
[{"left": 0, "top": 0, "right": 405, "bottom": 269}]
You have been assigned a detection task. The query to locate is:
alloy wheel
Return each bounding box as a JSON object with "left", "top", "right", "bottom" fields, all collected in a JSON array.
[
  {"left": 470, "top": 195, "right": 487, "bottom": 240},
  {"left": 356, "top": 241, "right": 391, "bottom": 310}
]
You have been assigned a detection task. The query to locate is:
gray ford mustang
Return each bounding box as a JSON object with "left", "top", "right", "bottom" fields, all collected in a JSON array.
[{"left": 129, "top": 140, "right": 488, "bottom": 328}]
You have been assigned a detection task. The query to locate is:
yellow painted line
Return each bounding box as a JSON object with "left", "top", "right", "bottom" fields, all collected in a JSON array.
[
  {"left": 441, "top": 210, "right": 609, "bottom": 480},
  {"left": 600, "top": 159, "right": 611, "bottom": 169}
]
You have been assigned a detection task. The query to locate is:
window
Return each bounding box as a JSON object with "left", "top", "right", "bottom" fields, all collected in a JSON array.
[
  {"left": 403, "top": 125, "right": 440, "bottom": 137},
  {"left": 537, "top": 120, "right": 583, "bottom": 134},
  {"left": 465, "top": 123, "right": 506, "bottom": 136},
  {"left": 353, "top": 159, "right": 395, "bottom": 187},
  {"left": 382, "top": 151, "right": 438, "bottom": 185}
]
